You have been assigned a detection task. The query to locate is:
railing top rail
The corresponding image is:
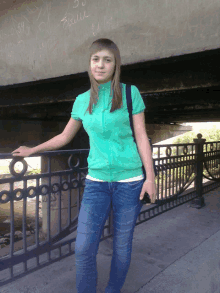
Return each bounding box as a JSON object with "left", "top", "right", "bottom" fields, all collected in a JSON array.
[
  {"left": 204, "top": 141, "right": 220, "bottom": 144},
  {"left": 1, "top": 140, "right": 220, "bottom": 159},
  {"left": 154, "top": 141, "right": 220, "bottom": 148},
  {"left": 153, "top": 143, "right": 197, "bottom": 147},
  {"left": 0, "top": 149, "right": 90, "bottom": 159}
]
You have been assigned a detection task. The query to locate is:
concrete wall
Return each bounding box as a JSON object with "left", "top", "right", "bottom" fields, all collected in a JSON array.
[
  {"left": 0, "top": 120, "right": 89, "bottom": 153},
  {"left": 0, "top": 0, "right": 219, "bottom": 86},
  {"left": 146, "top": 124, "right": 192, "bottom": 144},
  {"left": 0, "top": 119, "right": 191, "bottom": 153}
]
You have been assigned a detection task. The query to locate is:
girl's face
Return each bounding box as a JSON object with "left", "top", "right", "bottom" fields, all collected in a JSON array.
[{"left": 90, "top": 49, "right": 115, "bottom": 84}]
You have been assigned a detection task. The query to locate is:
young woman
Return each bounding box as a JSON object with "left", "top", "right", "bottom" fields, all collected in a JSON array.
[{"left": 12, "top": 38, "right": 156, "bottom": 293}]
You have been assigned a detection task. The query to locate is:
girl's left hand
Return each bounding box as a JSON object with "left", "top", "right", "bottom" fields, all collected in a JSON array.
[{"left": 140, "top": 180, "right": 157, "bottom": 204}]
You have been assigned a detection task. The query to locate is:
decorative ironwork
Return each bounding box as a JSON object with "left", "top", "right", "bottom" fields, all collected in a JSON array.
[
  {"left": 9, "top": 158, "right": 28, "bottom": 177},
  {"left": 0, "top": 137, "right": 220, "bottom": 285},
  {"left": 203, "top": 141, "right": 220, "bottom": 182}
]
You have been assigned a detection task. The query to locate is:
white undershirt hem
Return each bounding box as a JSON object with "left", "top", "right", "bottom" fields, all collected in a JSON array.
[{"left": 86, "top": 174, "right": 144, "bottom": 182}]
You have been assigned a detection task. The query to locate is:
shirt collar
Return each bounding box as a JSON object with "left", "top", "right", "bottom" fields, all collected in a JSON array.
[{"left": 98, "top": 80, "right": 112, "bottom": 90}]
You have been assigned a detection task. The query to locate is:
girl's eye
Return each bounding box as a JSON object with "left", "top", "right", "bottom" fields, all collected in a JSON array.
[{"left": 91, "top": 58, "right": 112, "bottom": 63}]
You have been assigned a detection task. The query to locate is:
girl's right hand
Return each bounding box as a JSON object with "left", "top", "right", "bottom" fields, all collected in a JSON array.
[{"left": 11, "top": 146, "right": 33, "bottom": 157}]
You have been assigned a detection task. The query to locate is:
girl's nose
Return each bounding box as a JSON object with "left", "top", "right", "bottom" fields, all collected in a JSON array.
[{"left": 98, "top": 59, "right": 104, "bottom": 68}]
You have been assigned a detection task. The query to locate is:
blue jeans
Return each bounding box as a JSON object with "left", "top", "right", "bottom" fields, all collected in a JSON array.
[{"left": 75, "top": 178, "right": 144, "bottom": 293}]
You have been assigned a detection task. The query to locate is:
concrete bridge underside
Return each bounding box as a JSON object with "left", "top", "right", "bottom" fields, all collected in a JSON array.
[
  {"left": 0, "top": 47, "right": 219, "bottom": 152},
  {"left": 0, "top": 0, "right": 219, "bottom": 86},
  {"left": 0, "top": 48, "right": 220, "bottom": 124},
  {"left": 0, "top": 0, "right": 219, "bottom": 151}
]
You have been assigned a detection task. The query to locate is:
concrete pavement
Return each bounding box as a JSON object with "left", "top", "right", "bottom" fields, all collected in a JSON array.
[{"left": 1, "top": 187, "right": 220, "bottom": 293}]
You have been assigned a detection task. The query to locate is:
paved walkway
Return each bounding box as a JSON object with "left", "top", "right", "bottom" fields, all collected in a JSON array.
[{"left": 1, "top": 187, "right": 220, "bottom": 293}]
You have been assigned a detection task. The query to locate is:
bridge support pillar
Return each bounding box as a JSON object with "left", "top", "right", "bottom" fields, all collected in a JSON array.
[
  {"left": 41, "top": 154, "right": 84, "bottom": 237},
  {"left": 41, "top": 155, "right": 77, "bottom": 236},
  {"left": 146, "top": 124, "right": 192, "bottom": 144}
]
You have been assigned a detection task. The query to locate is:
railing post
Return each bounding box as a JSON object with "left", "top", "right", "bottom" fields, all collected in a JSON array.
[{"left": 190, "top": 133, "right": 206, "bottom": 209}]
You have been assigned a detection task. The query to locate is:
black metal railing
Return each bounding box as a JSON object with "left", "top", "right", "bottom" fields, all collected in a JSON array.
[{"left": 0, "top": 133, "right": 220, "bottom": 285}]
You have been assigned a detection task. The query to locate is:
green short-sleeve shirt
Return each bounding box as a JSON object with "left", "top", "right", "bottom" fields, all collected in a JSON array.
[{"left": 71, "top": 81, "right": 146, "bottom": 182}]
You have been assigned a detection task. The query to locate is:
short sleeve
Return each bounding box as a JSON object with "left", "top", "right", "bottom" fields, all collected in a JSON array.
[
  {"left": 71, "top": 95, "right": 83, "bottom": 122},
  {"left": 131, "top": 85, "right": 146, "bottom": 115}
]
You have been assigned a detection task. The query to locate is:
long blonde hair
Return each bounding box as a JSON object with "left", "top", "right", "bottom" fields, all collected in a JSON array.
[{"left": 85, "top": 38, "right": 123, "bottom": 115}]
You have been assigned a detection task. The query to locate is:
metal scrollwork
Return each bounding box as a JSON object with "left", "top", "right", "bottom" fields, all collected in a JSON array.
[
  {"left": 9, "top": 158, "right": 28, "bottom": 177},
  {"left": 70, "top": 179, "right": 80, "bottom": 189},
  {"left": 166, "top": 146, "right": 172, "bottom": 157},
  {"left": 27, "top": 186, "right": 37, "bottom": 198},
  {"left": 203, "top": 161, "right": 220, "bottom": 182},
  {"left": 68, "top": 153, "right": 88, "bottom": 171},
  {"left": 52, "top": 183, "right": 61, "bottom": 193},
  {"left": 14, "top": 188, "right": 24, "bottom": 201},
  {"left": 68, "top": 154, "right": 80, "bottom": 169},
  {"left": 39, "top": 184, "right": 50, "bottom": 195},
  {"left": 61, "top": 181, "right": 70, "bottom": 191},
  {"left": 183, "top": 145, "right": 188, "bottom": 155},
  {"left": 0, "top": 190, "right": 10, "bottom": 203}
]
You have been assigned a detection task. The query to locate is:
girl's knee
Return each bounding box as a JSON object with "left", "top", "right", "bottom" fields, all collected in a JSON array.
[{"left": 75, "top": 233, "right": 98, "bottom": 258}]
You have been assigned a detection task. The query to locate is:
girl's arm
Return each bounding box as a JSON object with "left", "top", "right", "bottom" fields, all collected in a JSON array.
[
  {"left": 12, "top": 118, "right": 82, "bottom": 157},
  {"left": 132, "top": 112, "right": 155, "bottom": 182}
]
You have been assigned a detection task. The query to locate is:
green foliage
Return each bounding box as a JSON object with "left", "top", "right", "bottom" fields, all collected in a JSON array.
[
  {"left": 199, "top": 125, "right": 220, "bottom": 142},
  {"left": 173, "top": 131, "right": 196, "bottom": 144},
  {"left": 28, "top": 168, "right": 41, "bottom": 175},
  {"left": 173, "top": 125, "right": 220, "bottom": 144}
]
